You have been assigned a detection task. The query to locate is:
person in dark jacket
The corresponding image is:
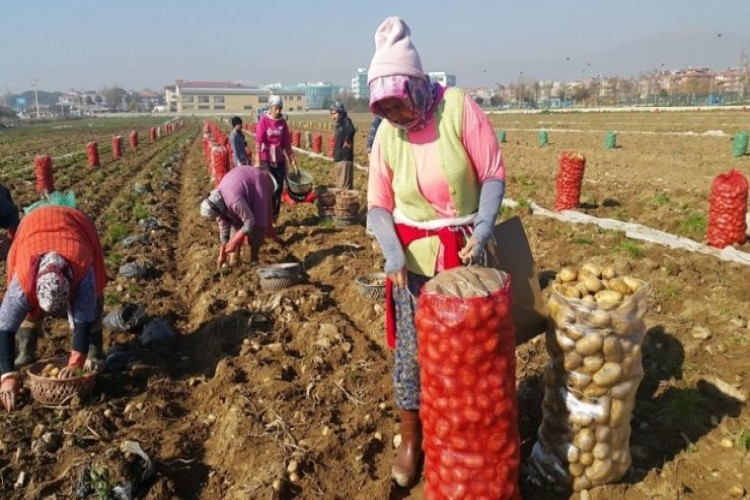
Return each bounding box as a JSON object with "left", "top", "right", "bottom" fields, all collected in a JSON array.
[
  {"left": 0, "top": 185, "right": 19, "bottom": 260},
  {"left": 330, "top": 102, "right": 356, "bottom": 189},
  {"left": 366, "top": 116, "right": 383, "bottom": 156},
  {"left": 229, "top": 116, "right": 250, "bottom": 168}
]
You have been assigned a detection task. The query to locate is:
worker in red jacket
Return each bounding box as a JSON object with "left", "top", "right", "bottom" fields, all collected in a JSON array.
[{"left": 0, "top": 205, "right": 107, "bottom": 411}]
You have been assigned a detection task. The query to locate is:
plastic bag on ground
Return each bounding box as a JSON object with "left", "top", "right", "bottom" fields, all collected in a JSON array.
[
  {"left": 103, "top": 303, "right": 148, "bottom": 333},
  {"left": 141, "top": 319, "right": 176, "bottom": 347}
]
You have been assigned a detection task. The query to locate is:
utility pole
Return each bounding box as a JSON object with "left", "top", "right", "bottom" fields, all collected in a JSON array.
[{"left": 31, "top": 78, "right": 40, "bottom": 118}]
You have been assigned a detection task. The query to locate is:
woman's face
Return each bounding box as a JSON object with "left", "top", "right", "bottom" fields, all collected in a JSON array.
[
  {"left": 269, "top": 104, "right": 282, "bottom": 119},
  {"left": 330, "top": 109, "right": 339, "bottom": 122},
  {"left": 378, "top": 97, "right": 416, "bottom": 127}
]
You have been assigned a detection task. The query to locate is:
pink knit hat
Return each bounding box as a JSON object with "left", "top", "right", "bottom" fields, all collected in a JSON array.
[{"left": 367, "top": 17, "right": 425, "bottom": 84}]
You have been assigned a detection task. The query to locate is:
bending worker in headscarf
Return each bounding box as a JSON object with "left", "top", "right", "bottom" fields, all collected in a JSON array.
[
  {"left": 366, "top": 17, "right": 506, "bottom": 487},
  {"left": 0, "top": 205, "right": 107, "bottom": 411},
  {"left": 330, "top": 101, "right": 356, "bottom": 189},
  {"left": 200, "top": 165, "right": 271, "bottom": 268}
]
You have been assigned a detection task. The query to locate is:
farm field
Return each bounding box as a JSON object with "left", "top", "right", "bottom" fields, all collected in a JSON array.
[{"left": 0, "top": 110, "right": 748, "bottom": 499}]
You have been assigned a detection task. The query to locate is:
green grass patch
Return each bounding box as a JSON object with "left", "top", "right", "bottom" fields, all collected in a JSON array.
[
  {"left": 573, "top": 237, "right": 594, "bottom": 246},
  {"left": 679, "top": 213, "right": 707, "bottom": 239},
  {"left": 654, "top": 192, "right": 672, "bottom": 206},
  {"left": 666, "top": 388, "right": 705, "bottom": 429},
  {"left": 104, "top": 290, "right": 122, "bottom": 307},
  {"left": 516, "top": 198, "right": 532, "bottom": 211},
  {"left": 663, "top": 284, "right": 682, "bottom": 299},
  {"left": 105, "top": 251, "right": 124, "bottom": 268},
  {"left": 132, "top": 203, "right": 150, "bottom": 221},
  {"left": 318, "top": 219, "right": 336, "bottom": 228},
  {"left": 738, "top": 430, "right": 750, "bottom": 452},
  {"left": 614, "top": 239, "right": 643, "bottom": 258},
  {"left": 104, "top": 224, "right": 129, "bottom": 247}
]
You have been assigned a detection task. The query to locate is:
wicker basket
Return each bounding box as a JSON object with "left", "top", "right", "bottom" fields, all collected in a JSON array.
[
  {"left": 260, "top": 275, "right": 301, "bottom": 292},
  {"left": 25, "top": 358, "right": 96, "bottom": 408},
  {"left": 356, "top": 273, "right": 387, "bottom": 300}
]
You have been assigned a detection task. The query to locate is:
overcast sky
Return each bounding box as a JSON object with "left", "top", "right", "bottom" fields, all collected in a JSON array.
[{"left": 1, "top": 0, "right": 749, "bottom": 93}]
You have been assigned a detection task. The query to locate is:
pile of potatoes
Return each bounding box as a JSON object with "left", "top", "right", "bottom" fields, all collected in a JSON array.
[{"left": 529, "top": 263, "right": 649, "bottom": 491}]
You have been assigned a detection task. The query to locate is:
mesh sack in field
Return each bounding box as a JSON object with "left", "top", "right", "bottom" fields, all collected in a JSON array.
[
  {"left": 34, "top": 155, "right": 54, "bottom": 194},
  {"left": 554, "top": 152, "right": 586, "bottom": 211},
  {"left": 416, "top": 267, "right": 521, "bottom": 499},
  {"left": 706, "top": 169, "right": 748, "bottom": 248},
  {"left": 528, "top": 263, "right": 649, "bottom": 492}
]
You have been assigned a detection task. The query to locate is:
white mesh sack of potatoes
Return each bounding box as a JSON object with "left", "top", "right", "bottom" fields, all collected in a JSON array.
[{"left": 528, "top": 262, "right": 649, "bottom": 492}]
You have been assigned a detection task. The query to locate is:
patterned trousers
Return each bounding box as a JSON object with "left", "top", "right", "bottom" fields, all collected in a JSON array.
[{"left": 393, "top": 272, "right": 430, "bottom": 410}]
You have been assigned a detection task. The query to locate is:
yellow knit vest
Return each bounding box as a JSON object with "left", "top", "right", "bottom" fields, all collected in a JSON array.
[{"left": 379, "top": 88, "right": 480, "bottom": 276}]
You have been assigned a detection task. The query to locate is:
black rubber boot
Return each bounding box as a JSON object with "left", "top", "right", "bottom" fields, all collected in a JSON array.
[
  {"left": 87, "top": 327, "right": 105, "bottom": 363},
  {"left": 14, "top": 327, "right": 39, "bottom": 368}
]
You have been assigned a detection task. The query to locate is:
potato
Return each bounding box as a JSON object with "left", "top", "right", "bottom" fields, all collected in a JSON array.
[
  {"left": 601, "top": 265, "right": 617, "bottom": 280},
  {"left": 585, "top": 458, "right": 613, "bottom": 482},
  {"left": 558, "top": 267, "right": 578, "bottom": 282},
  {"left": 574, "top": 429, "right": 595, "bottom": 452},
  {"left": 575, "top": 282, "right": 590, "bottom": 297},
  {"left": 41, "top": 363, "right": 55, "bottom": 377},
  {"left": 609, "top": 379, "right": 637, "bottom": 400},
  {"left": 595, "top": 290, "right": 623, "bottom": 309},
  {"left": 593, "top": 396, "right": 612, "bottom": 425},
  {"left": 610, "top": 397, "right": 635, "bottom": 427},
  {"left": 602, "top": 336, "right": 624, "bottom": 363},
  {"left": 579, "top": 451, "right": 594, "bottom": 465},
  {"left": 556, "top": 329, "right": 576, "bottom": 351},
  {"left": 49, "top": 367, "right": 60, "bottom": 378},
  {"left": 565, "top": 325, "right": 585, "bottom": 342},
  {"left": 566, "top": 443, "right": 581, "bottom": 464},
  {"left": 569, "top": 462, "right": 585, "bottom": 478},
  {"left": 564, "top": 351, "right": 583, "bottom": 371},
  {"left": 593, "top": 362, "right": 623, "bottom": 387},
  {"left": 582, "top": 308, "right": 611, "bottom": 329},
  {"left": 575, "top": 334, "right": 603, "bottom": 356},
  {"left": 570, "top": 411, "right": 594, "bottom": 428},
  {"left": 581, "top": 263, "right": 602, "bottom": 278},
  {"left": 593, "top": 442, "right": 611, "bottom": 460},
  {"left": 581, "top": 294, "right": 596, "bottom": 305},
  {"left": 563, "top": 285, "right": 583, "bottom": 299},
  {"left": 583, "top": 276, "right": 604, "bottom": 293},
  {"left": 583, "top": 383, "right": 609, "bottom": 398},
  {"left": 622, "top": 275, "right": 643, "bottom": 293},
  {"left": 582, "top": 354, "right": 605, "bottom": 374},
  {"left": 606, "top": 278, "right": 631, "bottom": 296},
  {"left": 595, "top": 425, "right": 611, "bottom": 443},
  {"left": 569, "top": 370, "right": 592, "bottom": 389},
  {"left": 572, "top": 475, "right": 592, "bottom": 492}
]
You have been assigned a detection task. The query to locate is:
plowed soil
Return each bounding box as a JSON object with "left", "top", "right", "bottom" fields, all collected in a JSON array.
[{"left": 0, "top": 110, "right": 749, "bottom": 500}]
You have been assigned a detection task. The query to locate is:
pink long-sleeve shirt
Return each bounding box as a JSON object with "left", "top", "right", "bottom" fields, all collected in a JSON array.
[
  {"left": 255, "top": 114, "right": 294, "bottom": 164},
  {"left": 368, "top": 93, "right": 505, "bottom": 217}
]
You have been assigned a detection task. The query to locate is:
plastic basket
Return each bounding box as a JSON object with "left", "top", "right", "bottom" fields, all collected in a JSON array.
[
  {"left": 25, "top": 358, "right": 95, "bottom": 408},
  {"left": 356, "top": 273, "right": 387, "bottom": 300},
  {"left": 260, "top": 275, "right": 301, "bottom": 292},
  {"left": 257, "top": 263, "right": 302, "bottom": 279},
  {"left": 287, "top": 169, "right": 313, "bottom": 195}
]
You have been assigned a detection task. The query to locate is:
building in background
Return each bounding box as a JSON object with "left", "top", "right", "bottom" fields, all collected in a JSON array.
[
  {"left": 428, "top": 72, "right": 457, "bottom": 87},
  {"left": 170, "top": 80, "right": 306, "bottom": 115},
  {"left": 351, "top": 68, "right": 369, "bottom": 100},
  {"left": 264, "top": 82, "right": 339, "bottom": 110}
]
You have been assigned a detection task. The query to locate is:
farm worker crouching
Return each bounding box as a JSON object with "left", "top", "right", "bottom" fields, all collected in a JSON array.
[
  {"left": 255, "top": 96, "right": 299, "bottom": 221},
  {"left": 200, "top": 165, "right": 271, "bottom": 268},
  {"left": 229, "top": 116, "right": 250, "bottom": 168},
  {"left": 330, "top": 101, "right": 357, "bottom": 190},
  {"left": 365, "top": 17, "right": 506, "bottom": 487},
  {"left": 0, "top": 205, "right": 107, "bottom": 411}
]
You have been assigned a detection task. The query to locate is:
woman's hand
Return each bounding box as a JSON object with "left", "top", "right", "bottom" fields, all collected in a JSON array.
[
  {"left": 217, "top": 244, "right": 228, "bottom": 269},
  {"left": 0, "top": 374, "right": 20, "bottom": 412},
  {"left": 458, "top": 236, "right": 481, "bottom": 265},
  {"left": 388, "top": 266, "right": 408, "bottom": 289}
]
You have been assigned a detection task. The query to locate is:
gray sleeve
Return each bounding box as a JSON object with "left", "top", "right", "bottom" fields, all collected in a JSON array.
[
  {"left": 367, "top": 208, "right": 405, "bottom": 274},
  {"left": 71, "top": 267, "right": 97, "bottom": 324},
  {"left": 0, "top": 276, "right": 30, "bottom": 332},
  {"left": 231, "top": 199, "right": 255, "bottom": 234},
  {"left": 472, "top": 179, "right": 505, "bottom": 251}
]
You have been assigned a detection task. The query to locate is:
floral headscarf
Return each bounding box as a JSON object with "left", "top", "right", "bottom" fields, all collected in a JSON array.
[
  {"left": 369, "top": 75, "right": 442, "bottom": 132},
  {"left": 35, "top": 252, "right": 72, "bottom": 315}
]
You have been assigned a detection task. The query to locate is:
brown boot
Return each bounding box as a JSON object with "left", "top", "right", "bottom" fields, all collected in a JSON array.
[{"left": 392, "top": 409, "right": 423, "bottom": 487}]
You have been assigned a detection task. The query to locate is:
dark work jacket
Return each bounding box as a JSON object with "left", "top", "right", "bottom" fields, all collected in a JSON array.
[{"left": 333, "top": 115, "right": 356, "bottom": 162}]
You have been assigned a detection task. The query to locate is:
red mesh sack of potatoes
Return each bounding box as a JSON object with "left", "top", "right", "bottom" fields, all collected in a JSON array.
[
  {"left": 211, "top": 145, "right": 229, "bottom": 187},
  {"left": 149, "top": 127, "right": 156, "bottom": 142},
  {"left": 416, "top": 267, "right": 520, "bottom": 500},
  {"left": 112, "top": 136, "right": 123, "bottom": 158},
  {"left": 707, "top": 169, "right": 748, "bottom": 248},
  {"left": 86, "top": 142, "right": 100, "bottom": 168},
  {"left": 34, "top": 155, "right": 54, "bottom": 194},
  {"left": 554, "top": 152, "right": 586, "bottom": 211},
  {"left": 129, "top": 130, "right": 138, "bottom": 150}
]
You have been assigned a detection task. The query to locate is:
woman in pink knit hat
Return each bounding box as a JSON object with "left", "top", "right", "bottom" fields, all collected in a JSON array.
[{"left": 366, "top": 17, "right": 507, "bottom": 488}]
